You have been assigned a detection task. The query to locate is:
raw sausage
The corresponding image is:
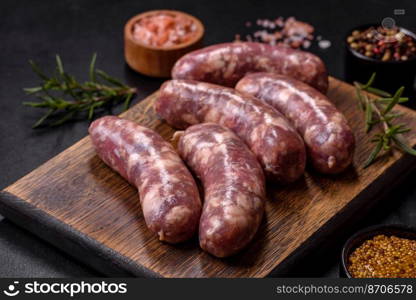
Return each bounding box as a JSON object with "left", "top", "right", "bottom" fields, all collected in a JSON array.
[
  {"left": 178, "top": 124, "right": 265, "bottom": 257},
  {"left": 89, "top": 116, "right": 201, "bottom": 243},
  {"left": 155, "top": 79, "right": 306, "bottom": 183},
  {"left": 177, "top": 123, "right": 265, "bottom": 257},
  {"left": 171, "top": 42, "right": 328, "bottom": 93},
  {"left": 236, "top": 73, "right": 355, "bottom": 174},
  {"left": 156, "top": 80, "right": 306, "bottom": 183}
]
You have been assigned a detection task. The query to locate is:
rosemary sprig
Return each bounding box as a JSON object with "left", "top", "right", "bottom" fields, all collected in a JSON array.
[
  {"left": 23, "top": 53, "right": 137, "bottom": 128},
  {"left": 355, "top": 73, "right": 416, "bottom": 168}
]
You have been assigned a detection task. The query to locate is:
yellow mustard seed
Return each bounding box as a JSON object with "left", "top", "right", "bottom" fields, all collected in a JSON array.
[{"left": 348, "top": 234, "right": 416, "bottom": 278}]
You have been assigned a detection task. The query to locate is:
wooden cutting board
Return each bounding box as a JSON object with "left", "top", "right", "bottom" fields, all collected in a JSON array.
[{"left": 1, "top": 77, "right": 416, "bottom": 278}]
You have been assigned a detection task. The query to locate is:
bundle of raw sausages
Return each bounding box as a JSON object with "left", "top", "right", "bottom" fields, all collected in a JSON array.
[
  {"left": 164, "top": 42, "right": 355, "bottom": 177},
  {"left": 89, "top": 117, "right": 265, "bottom": 257},
  {"left": 89, "top": 42, "right": 355, "bottom": 258}
]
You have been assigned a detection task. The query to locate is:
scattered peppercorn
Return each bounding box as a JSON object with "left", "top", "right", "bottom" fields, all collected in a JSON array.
[
  {"left": 348, "top": 235, "right": 416, "bottom": 278},
  {"left": 234, "top": 17, "right": 331, "bottom": 50},
  {"left": 347, "top": 26, "right": 416, "bottom": 62}
]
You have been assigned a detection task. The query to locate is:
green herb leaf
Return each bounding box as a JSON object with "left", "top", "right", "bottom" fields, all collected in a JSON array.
[
  {"left": 364, "top": 138, "right": 384, "bottom": 168},
  {"left": 354, "top": 82, "right": 365, "bottom": 111},
  {"left": 32, "top": 108, "right": 56, "bottom": 128},
  {"left": 364, "top": 98, "right": 373, "bottom": 133},
  {"left": 56, "top": 55, "right": 65, "bottom": 75},
  {"left": 89, "top": 53, "right": 97, "bottom": 82},
  {"left": 355, "top": 73, "right": 415, "bottom": 168},
  {"left": 29, "top": 60, "right": 49, "bottom": 80},
  {"left": 362, "top": 72, "right": 376, "bottom": 89},
  {"left": 23, "top": 101, "right": 49, "bottom": 108},
  {"left": 383, "top": 86, "right": 404, "bottom": 116},
  {"left": 393, "top": 136, "right": 416, "bottom": 156},
  {"left": 364, "top": 86, "right": 391, "bottom": 97},
  {"left": 123, "top": 93, "right": 133, "bottom": 111},
  {"left": 96, "top": 70, "right": 125, "bottom": 87},
  {"left": 87, "top": 101, "right": 104, "bottom": 119},
  {"left": 23, "top": 54, "right": 136, "bottom": 128},
  {"left": 397, "top": 128, "right": 411, "bottom": 134},
  {"left": 24, "top": 86, "right": 43, "bottom": 94},
  {"left": 377, "top": 97, "right": 408, "bottom": 104},
  {"left": 51, "top": 110, "right": 76, "bottom": 126}
]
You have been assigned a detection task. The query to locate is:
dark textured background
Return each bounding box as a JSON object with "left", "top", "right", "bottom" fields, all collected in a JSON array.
[{"left": 0, "top": 0, "right": 415, "bottom": 277}]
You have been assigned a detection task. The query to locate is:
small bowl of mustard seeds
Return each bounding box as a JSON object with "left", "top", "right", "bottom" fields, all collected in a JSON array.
[
  {"left": 344, "top": 24, "right": 416, "bottom": 100},
  {"left": 341, "top": 224, "right": 416, "bottom": 278}
]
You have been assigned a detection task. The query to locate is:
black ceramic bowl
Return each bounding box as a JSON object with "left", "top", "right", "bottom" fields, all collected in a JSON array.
[
  {"left": 341, "top": 224, "right": 416, "bottom": 278},
  {"left": 345, "top": 24, "right": 416, "bottom": 102}
]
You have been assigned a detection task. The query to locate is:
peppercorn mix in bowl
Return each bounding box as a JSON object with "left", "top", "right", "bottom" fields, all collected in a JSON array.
[
  {"left": 344, "top": 24, "right": 416, "bottom": 100},
  {"left": 347, "top": 25, "right": 416, "bottom": 62},
  {"left": 341, "top": 224, "right": 416, "bottom": 278}
]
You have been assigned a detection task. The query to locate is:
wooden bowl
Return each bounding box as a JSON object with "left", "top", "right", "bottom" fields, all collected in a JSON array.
[{"left": 124, "top": 10, "right": 204, "bottom": 78}]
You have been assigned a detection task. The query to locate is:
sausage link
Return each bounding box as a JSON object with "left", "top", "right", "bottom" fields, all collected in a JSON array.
[
  {"left": 155, "top": 79, "right": 306, "bottom": 183},
  {"left": 236, "top": 73, "right": 355, "bottom": 174},
  {"left": 172, "top": 42, "right": 328, "bottom": 93},
  {"left": 89, "top": 116, "right": 201, "bottom": 243},
  {"left": 178, "top": 123, "right": 265, "bottom": 257}
]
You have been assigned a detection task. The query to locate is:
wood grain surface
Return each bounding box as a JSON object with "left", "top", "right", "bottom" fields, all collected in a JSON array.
[{"left": 1, "top": 77, "right": 416, "bottom": 277}]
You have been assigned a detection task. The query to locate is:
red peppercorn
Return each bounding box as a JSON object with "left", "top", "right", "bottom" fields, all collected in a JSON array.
[{"left": 347, "top": 25, "right": 416, "bottom": 61}]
